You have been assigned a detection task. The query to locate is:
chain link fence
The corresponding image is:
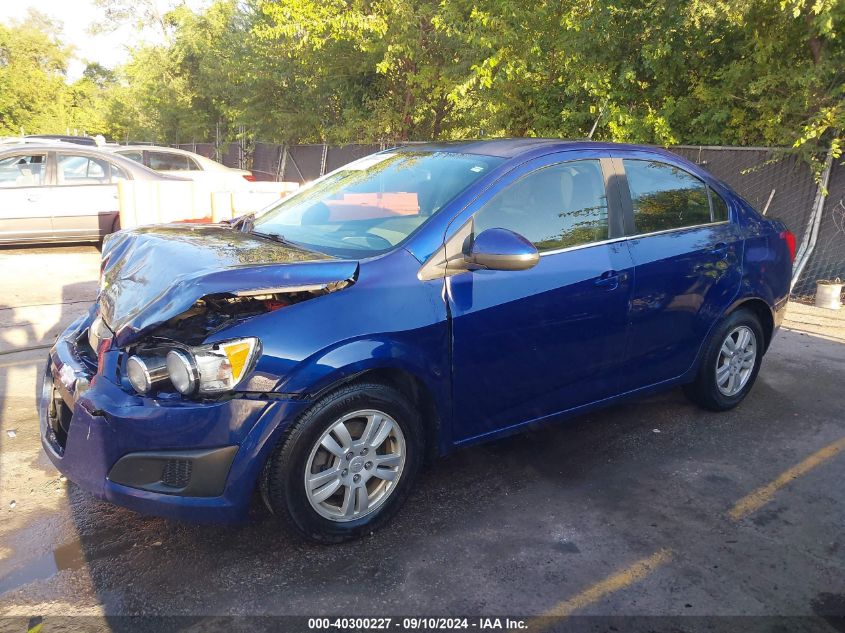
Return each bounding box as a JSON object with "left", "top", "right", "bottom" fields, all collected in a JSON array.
[{"left": 175, "top": 140, "right": 843, "bottom": 301}]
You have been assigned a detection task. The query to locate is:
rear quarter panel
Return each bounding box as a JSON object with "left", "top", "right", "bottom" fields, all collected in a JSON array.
[{"left": 735, "top": 199, "right": 792, "bottom": 329}]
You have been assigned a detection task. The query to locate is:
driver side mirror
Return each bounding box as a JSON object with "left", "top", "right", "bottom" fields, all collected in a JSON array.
[{"left": 465, "top": 228, "right": 540, "bottom": 272}]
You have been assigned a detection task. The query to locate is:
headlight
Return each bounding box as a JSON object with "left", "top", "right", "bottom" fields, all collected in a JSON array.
[
  {"left": 166, "top": 350, "right": 199, "bottom": 395},
  {"left": 166, "top": 337, "right": 259, "bottom": 396},
  {"left": 126, "top": 355, "right": 167, "bottom": 394}
]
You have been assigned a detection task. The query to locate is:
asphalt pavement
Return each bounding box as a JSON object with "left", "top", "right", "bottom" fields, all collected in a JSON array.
[{"left": 0, "top": 246, "right": 843, "bottom": 629}]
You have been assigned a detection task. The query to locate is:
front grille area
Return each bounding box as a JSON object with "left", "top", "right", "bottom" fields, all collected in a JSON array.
[{"left": 161, "top": 459, "right": 193, "bottom": 489}]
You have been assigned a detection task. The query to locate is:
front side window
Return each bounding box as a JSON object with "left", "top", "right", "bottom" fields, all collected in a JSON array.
[
  {"left": 0, "top": 154, "right": 46, "bottom": 188},
  {"left": 149, "top": 152, "right": 195, "bottom": 171},
  {"left": 623, "top": 160, "right": 710, "bottom": 234},
  {"left": 473, "top": 159, "right": 609, "bottom": 252},
  {"left": 254, "top": 151, "right": 504, "bottom": 258},
  {"left": 57, "top": 154, "right": 110, "bottom": 185}
]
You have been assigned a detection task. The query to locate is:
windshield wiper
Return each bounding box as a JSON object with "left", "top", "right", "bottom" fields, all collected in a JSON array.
[
  {"left": 248, "top": 229, "right": 295, "bottom": 246},
  {"left": 225, "top": 212, "right": 256, "bottom": 232}
]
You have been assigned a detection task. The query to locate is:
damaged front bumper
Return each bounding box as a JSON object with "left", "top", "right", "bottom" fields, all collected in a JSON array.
[{"left": 39, "top": 316, "right": 310, "bottom": 522}]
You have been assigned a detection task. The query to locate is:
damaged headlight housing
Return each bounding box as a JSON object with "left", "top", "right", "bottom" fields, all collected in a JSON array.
[
  {"left": 127, "top": 337, "right": 260, "bottom": 397},
  {"left": 167, "top": 338, "right": 260, "bottom": 396}
]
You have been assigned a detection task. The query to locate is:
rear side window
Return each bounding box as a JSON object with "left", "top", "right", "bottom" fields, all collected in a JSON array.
[
  {"left": 710, "top": 188, "right": 729, "bottom": 221},
  {"left": 623, "top": 160, "right": 710, "bottom": 234},
  {"left": 148, "top": 151, "right": 197, "bottom": 171},
  {"left": 0, "top": 154, "right": 46, "bottom": 188},
  {"left": 110, "top": 163, "right": 130, "bottom": 183},
  {"left": 57, "top": 154, "right": 110, "bottom": 185},
  {"left": 118, "top": 150, "right": 144, "bottom": 164},
  {"left": 473, "top": 159, "right": 609, "bottom": 252}
]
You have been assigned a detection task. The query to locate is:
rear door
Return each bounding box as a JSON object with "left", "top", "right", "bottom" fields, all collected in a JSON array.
[
  {"left": 613, "top": 152, "right": 742, "bottom": 391},
  {"left": 0, "top": 150, "right": 52, "bottom": 242},
  {"left": 51, "top": 152, "right": 122, "bottom": 240},
  {"left": 447, "top": 152, "right": 635, "bottom": 442}
]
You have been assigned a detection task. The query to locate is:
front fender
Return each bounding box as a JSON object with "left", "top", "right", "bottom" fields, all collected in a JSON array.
[
  {"left": 284, "top": 333, "right": 446, "bottom": 398},
  {"left": 207, "top": 248, "right": 452, "bottom": 451}
]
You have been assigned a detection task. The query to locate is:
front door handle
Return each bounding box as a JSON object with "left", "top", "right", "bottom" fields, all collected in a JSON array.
[
  {"left": 27, "top": 194, "right": 41, "bottom": 202},
  {"left": 595, "top": 270, "right": 627, "bottom": 290}
]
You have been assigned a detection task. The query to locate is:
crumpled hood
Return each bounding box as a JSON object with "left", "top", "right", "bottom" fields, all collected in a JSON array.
[{"left": 99, "top": 224, "right": 358, "bottom": 346}]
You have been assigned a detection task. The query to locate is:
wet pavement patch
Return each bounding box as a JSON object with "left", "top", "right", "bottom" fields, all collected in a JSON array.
[{"left": 0, "top": 538, "right": 127, "bottom": 597}]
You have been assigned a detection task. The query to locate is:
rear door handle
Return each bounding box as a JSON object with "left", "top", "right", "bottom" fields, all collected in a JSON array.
[
  {"left": 27, "top": 195, "right": 41, "bottom": 202},
  {"left": 710, "top": 242, "right": 729, "bottom": 259}
]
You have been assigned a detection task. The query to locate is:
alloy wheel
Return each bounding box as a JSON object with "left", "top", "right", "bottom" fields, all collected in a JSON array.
[
  {"left": 715, "top": 325, "right": 757, "bottom": 397},
  {"left": 304, "top": 409, "right": 406, "bottom": 522}
]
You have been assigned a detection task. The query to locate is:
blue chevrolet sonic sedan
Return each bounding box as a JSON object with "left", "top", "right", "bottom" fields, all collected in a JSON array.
[{"left": 40, "top": 140, "right": 795, "bottom": 542}]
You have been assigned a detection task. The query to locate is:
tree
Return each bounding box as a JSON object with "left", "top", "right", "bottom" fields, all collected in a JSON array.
[{"left": 0, "top": 10, "right": 70, "bottom": 135}]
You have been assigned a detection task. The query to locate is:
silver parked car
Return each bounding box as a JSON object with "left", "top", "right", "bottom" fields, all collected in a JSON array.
[{"left": 0, "top": 144, "right": 182, "bottom": 245}]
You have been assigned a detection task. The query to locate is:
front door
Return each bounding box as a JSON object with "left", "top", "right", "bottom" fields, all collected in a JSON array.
[
  {"left": 0, "top": 150, "right": 52, "bottom": 242},
  {"left": 447, "top": 154, "right": 635, "bottom": 443}
]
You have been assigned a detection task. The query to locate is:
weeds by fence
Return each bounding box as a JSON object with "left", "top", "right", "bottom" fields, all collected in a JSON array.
[{"left": 175, "top": 140, "right": 844, "bottom": 300}]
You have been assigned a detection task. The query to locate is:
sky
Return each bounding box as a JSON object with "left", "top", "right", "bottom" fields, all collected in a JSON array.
[{"left": 0, "top": 0, "right": 198, "bottom": 81}]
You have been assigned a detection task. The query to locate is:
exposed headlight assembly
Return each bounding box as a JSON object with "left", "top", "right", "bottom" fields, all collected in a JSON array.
[
  {"left": 126, "top": 355, "right": 167, "bottom": 395},
  {"left": 166, "top": 338, "right": 260, "bottom": 396}
]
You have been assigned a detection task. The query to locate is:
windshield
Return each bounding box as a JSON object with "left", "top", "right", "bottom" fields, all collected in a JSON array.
[{"left": 253, "top": 151, "right": 504, "bottom": 258}]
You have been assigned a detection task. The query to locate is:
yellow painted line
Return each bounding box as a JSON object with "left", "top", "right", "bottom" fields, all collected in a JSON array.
[
  {"left": 729, "top": 436, "right": 845, "bottom": 521},
  {"left": 530, "top": 549, "right": 672, "bottom": 625}
]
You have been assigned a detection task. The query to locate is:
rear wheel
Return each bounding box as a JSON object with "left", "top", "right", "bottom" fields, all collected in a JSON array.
[
  {"left": 683, "top": 309, "right": 764, "bottom": 411},
  {"left": 262, "top": 382, "right": 423, "bottom": 543}
]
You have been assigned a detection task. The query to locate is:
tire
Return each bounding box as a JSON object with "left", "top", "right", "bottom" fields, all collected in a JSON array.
[
  {"left": 683, "top": 308, "right": 765, "bottom": 412},
  {"left": 261, "top": 382, "right": 423, "bottom": 543}
]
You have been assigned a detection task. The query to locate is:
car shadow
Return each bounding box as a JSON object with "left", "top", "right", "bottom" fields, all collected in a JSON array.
[{"left": 57, "top": 383, "right": 701, "bottom": 620}]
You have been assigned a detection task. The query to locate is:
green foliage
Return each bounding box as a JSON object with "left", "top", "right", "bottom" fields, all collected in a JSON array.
[
  {"left": 2, "top": 0, "right": 842, "bottom": 164},
  {"left": 0, "top": 11, "right": 69, "bottom": 135},
  {"left": 0, "top": 10, "right": 120, "bottom": 137}
]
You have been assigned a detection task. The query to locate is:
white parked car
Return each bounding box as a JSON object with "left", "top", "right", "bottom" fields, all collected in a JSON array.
[
  {"left": 0, "top": 144, "right": 183, "bottom": 245},
  {"left": 109, "top": 145, "right": 256, "bottom": 190}
]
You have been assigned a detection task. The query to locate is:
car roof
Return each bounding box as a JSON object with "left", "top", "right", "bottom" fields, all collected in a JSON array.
[
  {"left": 26, "top": 134, "right": 97, "bottom": 146},
  {"left": 394, "top": 138, "right": 675, "bottom": 159},
  {"left": 0, "top": 144, "right": 187, "bottom": 181},
  {"left": 114, "top": 144, "right": 188, "bottom": 153}
]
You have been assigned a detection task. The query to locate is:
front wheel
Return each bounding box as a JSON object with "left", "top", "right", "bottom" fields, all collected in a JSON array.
[
  {"left": 683, "top": 309, "right": 765, "bottom": 412},
  {"left": 261, "top": 383, "right": 423, "bottom": 543}
]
